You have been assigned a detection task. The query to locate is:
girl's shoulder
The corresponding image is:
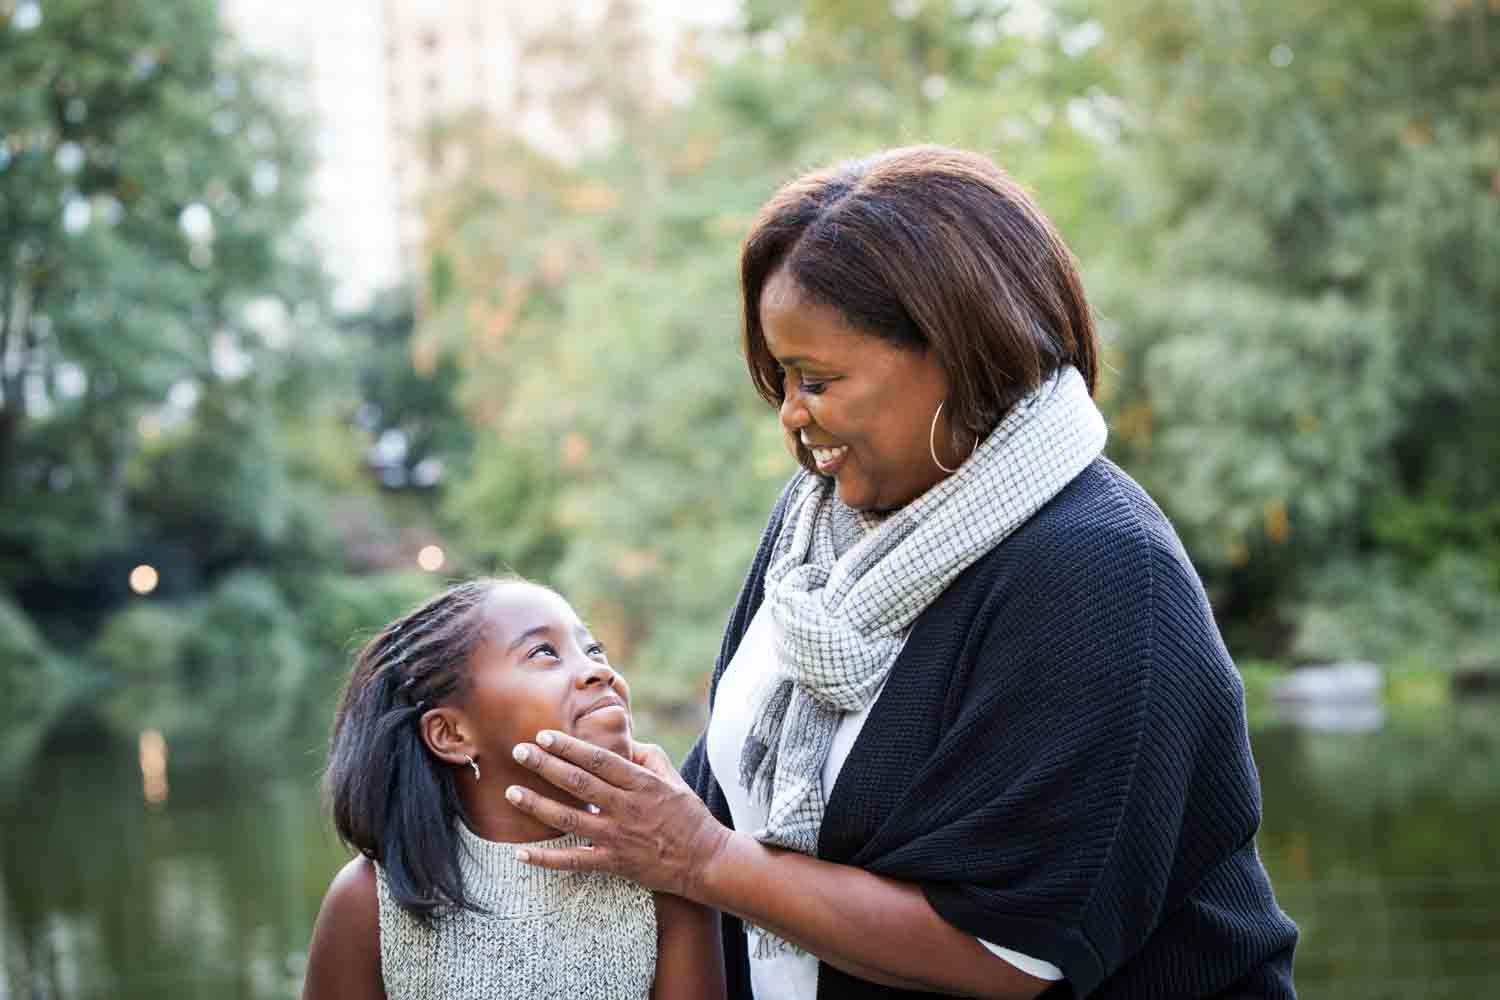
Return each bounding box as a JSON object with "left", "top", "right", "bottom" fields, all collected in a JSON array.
[
  {"left": 319, "top": 855, "right": 380, "bottom": 945},
  {"left": 303, "top": 855, "right": 382, "bottom": 998}
]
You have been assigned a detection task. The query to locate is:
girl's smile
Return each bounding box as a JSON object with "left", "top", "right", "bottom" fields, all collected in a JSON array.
[
  {"left": 415, "top": 580, "right": 633, "bottom": 843},
  {"left": 472, "top": 581, "right": 633, "bottom": 758}
]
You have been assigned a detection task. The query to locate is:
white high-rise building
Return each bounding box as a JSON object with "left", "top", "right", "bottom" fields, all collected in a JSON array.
[
  {"left": 380, "top": 0, "right": 523, "bottom": 278},
  {"left": 221, "top": 0, "right": 402, "bottom": 311},
  {"left": 222, "top": 0, "right": 737, "bottom": 310}
]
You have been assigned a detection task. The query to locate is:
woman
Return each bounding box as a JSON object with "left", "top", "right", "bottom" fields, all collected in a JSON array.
[{"left": 502, "top": 146, "right": 1298, "bottom": 998}]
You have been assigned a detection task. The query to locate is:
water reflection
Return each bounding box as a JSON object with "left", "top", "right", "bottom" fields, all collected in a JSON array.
[
  {"left": 1270, "top": 662, "right": 1385, "bottom": 733},
  {"left": 1254, "top": 704, "right": 1500, "bottom": 998},
  {"left": 1272, "top": 700, "right": 1386, "bottom": 733},
  {"left": 2, "top": 710, "right": 1498, "bottom": 997},
  {"left": 2, "top": 750, "right": 343, "bottom": 999},
  {"left": 139, "top": 729, "right": 169, "bottom": 806}
]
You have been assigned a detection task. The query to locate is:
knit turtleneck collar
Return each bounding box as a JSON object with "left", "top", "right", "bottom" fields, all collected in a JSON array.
[{"left": 454, "top": 823, "right": 593, "bottom": 917}]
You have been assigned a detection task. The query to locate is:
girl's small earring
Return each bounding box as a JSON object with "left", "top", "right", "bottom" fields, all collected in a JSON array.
[{"left": 466, "top": 754, "right": 481, "bottom": 782}]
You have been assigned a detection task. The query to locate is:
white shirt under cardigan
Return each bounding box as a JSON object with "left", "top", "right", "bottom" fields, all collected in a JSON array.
[{"left": 706, "top": 604, "right": 1064, "bottom": 998}]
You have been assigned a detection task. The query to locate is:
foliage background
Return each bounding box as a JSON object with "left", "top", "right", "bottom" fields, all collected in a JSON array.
[
  {"left": 2, "top": 1, "right": 1498, "bottom": 996},
  {"left": 2, "top": 0, "right": 1496, "bottom": 789}
]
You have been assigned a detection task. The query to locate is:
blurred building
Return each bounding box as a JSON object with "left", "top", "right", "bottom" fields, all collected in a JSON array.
[
  {"left": 220, "top": 0, "right": 402, "bottom": 311},
  {"left": 221, "top": 0, "right": 735, "bottom": 309},
  {"left": 381, "top": 0, "right": 525, "bottom": 279}
]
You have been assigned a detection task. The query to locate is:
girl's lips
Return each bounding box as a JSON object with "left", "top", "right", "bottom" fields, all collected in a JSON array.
[{"left": 575, "top": 694, "right": 627, "bottom": 724}]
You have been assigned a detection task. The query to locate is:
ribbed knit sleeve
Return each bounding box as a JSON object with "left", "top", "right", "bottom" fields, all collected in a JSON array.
[{"left": 902, "top": 468, "right": 1296, "bottom": 997}]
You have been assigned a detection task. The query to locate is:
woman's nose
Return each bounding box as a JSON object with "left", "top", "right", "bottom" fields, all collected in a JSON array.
[{"left": 779, "top": 388, "right": 811, "bottom": 433}]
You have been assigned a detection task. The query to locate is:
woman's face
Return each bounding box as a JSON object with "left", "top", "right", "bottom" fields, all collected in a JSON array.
[
  {"left": 760, "top": 268, "right": 952, "bottom": 512},
  {"left": 458, "top": 582, "right": 632, "bottom": 777}
]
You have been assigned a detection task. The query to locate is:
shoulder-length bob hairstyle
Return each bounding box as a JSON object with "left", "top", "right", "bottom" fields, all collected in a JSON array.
[
  {"left": 742, "top": 145, "right": 1098, "bottom": 450},
  {"left": 325, "top": 578, "right": 502, "bottom": 922}
]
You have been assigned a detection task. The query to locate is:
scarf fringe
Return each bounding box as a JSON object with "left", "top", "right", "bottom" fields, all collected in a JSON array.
[{"left": 748, "top": 924, "right": 807, "bottom": 960}]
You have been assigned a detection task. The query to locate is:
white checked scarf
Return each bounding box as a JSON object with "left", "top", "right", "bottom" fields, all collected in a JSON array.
[{"left": 739, "top": 367, "right": 1108, "bottom": 859}]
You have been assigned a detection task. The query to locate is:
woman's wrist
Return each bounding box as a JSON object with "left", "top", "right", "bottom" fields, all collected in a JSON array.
[
  {"left": 693, "top": 829, "right": 767, "bottom": 914},
  {"left": 681, "top": 816, "right": 738, "bottom": 903},
  {"left": 689, "top": 833, "right": 915, "bottom": 984}
]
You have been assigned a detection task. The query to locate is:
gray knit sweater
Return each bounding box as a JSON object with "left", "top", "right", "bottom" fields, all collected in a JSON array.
[{"left": 375, "top": 825, "right": 657, "bottom": 999}]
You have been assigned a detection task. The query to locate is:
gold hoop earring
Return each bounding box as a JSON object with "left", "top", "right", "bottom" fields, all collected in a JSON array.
[
  {"left": 929, "top": 401, "right": 975, "bottom": 474},
  {"left": 466, "top": 754, "right": 481, "bottom": 782}
]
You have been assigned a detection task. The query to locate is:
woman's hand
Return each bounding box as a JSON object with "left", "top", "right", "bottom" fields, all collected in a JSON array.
[
  {"left": 509, "top": 732, "right": 1049, "bottom": 999},
  {"left": 505, "top": 732, "right": 731, "bottom": 900}
]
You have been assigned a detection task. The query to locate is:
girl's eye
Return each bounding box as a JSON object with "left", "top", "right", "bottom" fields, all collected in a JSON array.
[
  {"left": 587, "top": 642, "right": 607, "bottom": 659},
  {"left": 527, "top": 643, "right": 559, "bottom": 661}
]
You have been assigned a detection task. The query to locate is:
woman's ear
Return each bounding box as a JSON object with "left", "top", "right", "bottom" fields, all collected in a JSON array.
[{"left": 419, "top": 707, "right": 474, "bottom": 765}]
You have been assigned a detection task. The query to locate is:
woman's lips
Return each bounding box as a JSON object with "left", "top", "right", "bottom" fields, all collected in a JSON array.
[{"left": 808, "top": 444, "right": 849, "bottom": 475}]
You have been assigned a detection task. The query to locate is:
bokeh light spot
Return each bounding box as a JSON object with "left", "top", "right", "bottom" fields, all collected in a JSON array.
[
  {"left": 139, "top": 729, "right": 169, "bottom": 806},
  {"left": 417, "top": 545, "right": 445, "bottom": 572},
  {"left": 129, "top": 564, "right": 159, "bottom": 595}
]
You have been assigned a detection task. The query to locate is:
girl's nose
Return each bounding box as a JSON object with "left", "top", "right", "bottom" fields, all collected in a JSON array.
[{"left": 577, "top": 662, "right": 617, "bottom": 690}]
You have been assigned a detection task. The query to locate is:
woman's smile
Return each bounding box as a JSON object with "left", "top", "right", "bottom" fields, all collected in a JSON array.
[
  {"left": 760, "top": 268, "right": 952, "bottom": 511},
  {"left": 805, "top": 440, "right": 849, "bottom": 475}
]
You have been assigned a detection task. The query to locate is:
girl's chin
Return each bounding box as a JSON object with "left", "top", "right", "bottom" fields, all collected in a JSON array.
[{"left": 572, "top": 716, "right": 633, "bottom": 757}]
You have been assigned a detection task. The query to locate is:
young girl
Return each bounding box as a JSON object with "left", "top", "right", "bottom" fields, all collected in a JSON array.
[{"left": 302, "top": 577, "right": 725, "bottom": 1000}]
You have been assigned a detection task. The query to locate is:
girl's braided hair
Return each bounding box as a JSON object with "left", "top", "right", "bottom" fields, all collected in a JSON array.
[{"left": 324, "top": 577, "right": 504, "bottom": 921}]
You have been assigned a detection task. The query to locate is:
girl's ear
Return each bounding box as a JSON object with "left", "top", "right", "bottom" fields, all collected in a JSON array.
[{"left": 420, "top": 707, "right": 474, "bottom": 765}]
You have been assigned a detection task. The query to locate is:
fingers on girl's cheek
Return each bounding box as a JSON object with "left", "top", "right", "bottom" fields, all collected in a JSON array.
[
  {"left": 513, "top": 743, "right": 539, "bottom": 768},
  {"left": 565, "top": 767, "right": 592, "bottom": 796}
]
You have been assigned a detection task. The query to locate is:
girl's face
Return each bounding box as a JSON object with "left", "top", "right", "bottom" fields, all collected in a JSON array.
[
  {"left": 760, "top": 268, "right": 953, "bottom": 512},
  {"left": 457, "top": 582, "right": 632, "bottom": 780}
]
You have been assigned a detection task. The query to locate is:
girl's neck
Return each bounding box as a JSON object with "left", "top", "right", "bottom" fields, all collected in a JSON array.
[{"left": 458, "top": 779, "right": 585, "bottom": 844}]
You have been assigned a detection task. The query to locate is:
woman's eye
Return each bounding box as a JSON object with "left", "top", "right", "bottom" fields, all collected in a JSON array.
[
  {"left": 799, "top": 378, "right": 828, "bottom": 396},
  {"left": 527, "top": 643, "right": 558, "bottom": 660}
]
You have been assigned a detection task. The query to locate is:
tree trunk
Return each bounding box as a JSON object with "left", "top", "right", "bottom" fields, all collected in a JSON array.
[
  {"left": 0, "top": 273, "right": 30, "bottom": 497},
  {"left": 0, "top": 403, "right": 19, "bottom": 498}
]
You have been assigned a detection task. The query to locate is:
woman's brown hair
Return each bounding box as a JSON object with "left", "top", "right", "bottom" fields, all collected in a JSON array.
[{"left": 741, "top": 145, "right": 1098, "bottom": 461}]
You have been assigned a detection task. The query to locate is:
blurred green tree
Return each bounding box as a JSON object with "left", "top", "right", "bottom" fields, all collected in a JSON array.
[
  {"left": 1091, "top": 0, "right": 1500, "bottom": 663},
  {"left": 337, "top": 286, "right": 472, "bottom": 493},
  {"left": 419, "top": 0, "right": 1109, "bottom": 698},
  {"left": 0, "top": 591, "right": 86, "bottom": 795},
  {"left": 0, "top": 0, "right": 422, "bottom": 785},
  {"left": 0, "top": 0, "right": 331, "bottom": 605}
]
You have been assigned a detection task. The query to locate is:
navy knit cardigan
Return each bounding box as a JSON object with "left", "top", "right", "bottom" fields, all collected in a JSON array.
[{"left": 680, "top": 458, "right": 1298, "bottom": 999}]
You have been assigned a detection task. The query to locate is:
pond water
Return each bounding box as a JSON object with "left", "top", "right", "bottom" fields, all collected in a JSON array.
[{"left": 3, "top": 706, "right": 1497, "bottom": 998}]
